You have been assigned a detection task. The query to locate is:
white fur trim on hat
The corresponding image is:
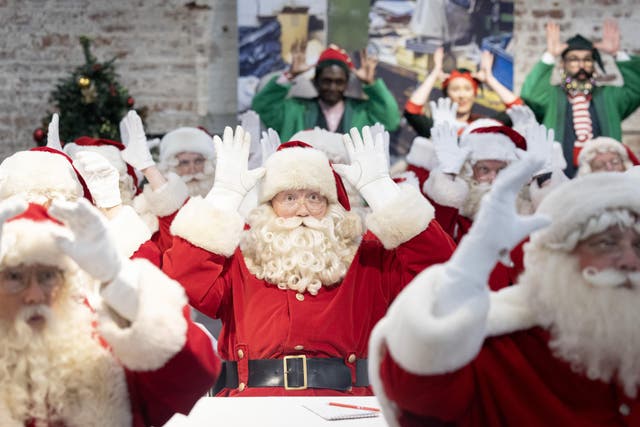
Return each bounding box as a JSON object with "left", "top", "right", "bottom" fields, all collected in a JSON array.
[
  {"left": 98, "top": 258, "right": 188, "bottom": 371},
  {"left": 459, "top": 132, "right": 519, "bottom": 164},
  {"left": 291, "top": 127, "right": 348, "bottom": 164},
  {"left": 406, "top": 136, "right": 438, "bottom": 171},
  {"left": 107, "top": 205, "right": 152, "bottom": 259},
  {"left": 159, "top": 127, "right": 215, "bottom": 164},
  {"left": 532, "top": 172, "right": 640, "bottom": 250},
  {"left": 0, "top": 216, "right": 75, "bottom": 271},
  {"left": 423, "top": 170, "right": 469, "bottom": 209},
  {"left": 259, "top": 146, "right": 337, "bottom": 204},
  {"left": 365, "top": 185, "right": 435, "bottom": 249},
  {"left": 577, "top": 137, "right": 632, "bottom": 176},
  {"left": 0, "top": 151, "right": 83, "bottom": 201},
  {"left": 171, "top": 196, "right": 245, "bottom": 256}
]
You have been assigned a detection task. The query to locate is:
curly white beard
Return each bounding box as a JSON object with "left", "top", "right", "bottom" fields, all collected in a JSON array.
[
  {"left": 520, "top": 249, "right": 640, "bottom": 398},
  {"left": 0, "top": 284, "right": 129, "bottom": 426},
  {"left": 240, "top": 204, "right": 363, "bottom": 295}
]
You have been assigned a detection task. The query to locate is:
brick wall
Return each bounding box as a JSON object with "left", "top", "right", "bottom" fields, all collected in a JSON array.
[
  {"left": 1, "top": 0, "right": 639, "bottom": 159},
  {"left": 513, "top": 0, "right": 640, "bottom": 150}
]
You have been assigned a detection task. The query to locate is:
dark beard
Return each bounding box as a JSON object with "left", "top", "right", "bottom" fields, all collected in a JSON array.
[{"left": 562, "top": 70, "right": 596, "bottom": 96}]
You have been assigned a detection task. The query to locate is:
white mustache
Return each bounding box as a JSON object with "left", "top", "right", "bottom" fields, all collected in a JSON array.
[
  {"left": 582, "top": 267, "right": 640, "bottom": 289},
  {"left": 273, "top": 215, "right": 327, "bottom": 230},
  {"left": 180, "top": 172, "right": 210, "bottom": 182},
  {"left": 17, "top": 305, "right": 52, "bottom": 323}
]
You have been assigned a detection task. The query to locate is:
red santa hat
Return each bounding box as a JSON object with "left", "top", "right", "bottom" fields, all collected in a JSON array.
[
  {"left": 159, "top": 127, "right": 215, "bottom": 164},
  {"left": 530, "top": 172, "right": 640, "bottom": 251},
  {"left": 0, "top": 147, "right": 93, "bottom": 204},
  {"left": 459, "top": 124, "right": 526, "bottom": 164},
  {"left": 576, "top": 137, "right": 639, "bottom": 176},
  {"left": 64, "top": 137, "right": 140, "bottom": 193},
  {"left": 316, "top": 44, "right": 355, "bottom": 72},
  {"left": 0, "top": 203, "right": 75, "bottom": 271},
  {"left": 259, "top": 141, "right": 350, "bottom": 210}
]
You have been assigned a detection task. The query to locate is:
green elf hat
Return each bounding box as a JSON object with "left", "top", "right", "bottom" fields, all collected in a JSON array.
[{"left": 561, "top": 34, "right": 605, "bottom": 72}]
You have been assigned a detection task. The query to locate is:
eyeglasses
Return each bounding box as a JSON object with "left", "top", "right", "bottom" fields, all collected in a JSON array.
[
  {"left": 0, "top": 266, "right": 64, "bottom": 295},
  {"left": 177, "top": 157, "right": 206, "bottom": 169},
  {"left": 272, "top": 191, "right": 328, "bottom": 214},
  {"left": 565, "top": 56, "right": 594, "bottom": 66},
  {"left": 591, "top": 157, "right": 623, "bottom": 171}
]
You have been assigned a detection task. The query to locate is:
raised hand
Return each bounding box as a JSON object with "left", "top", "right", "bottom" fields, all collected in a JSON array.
[
  {"left": 429, "top": 97, "right": 460, "bottom": 128},
  {"left": 507, "top": 105, "right": 538, "bottom": 136},
  {"left": 120, "top": 110, "right": 155, "bottom": 171},
  {"left": 46, "top": 113, "right": 63, "bottom": 151},
  {"left": 594, "top": 18, "right": 620, "bottom": 55},
  {"left": 546, "top": 21, "right": 567, "bottom": 57},
  {"left": 354, "top": 48, "right": 378, "bottom": 84},
  {"left": 334, "top": 126, "right": 389, "bottom": 190},
  {"left": 289, "top": 39, "right": 312, "bottom": 78},
  {"left": 524, "top": 123, "right": 555, "bottom": 173},
  {"left": 472, "top": 51, "right": 494, "bottom": 83},
  {"left": 369, "top": 123, "right": 390, "bottom": 167},
  {"left": 431, "top": 121, "right": 469, "bottom": 174},
  {"left": 74, "top": 151, "right": 122, "bottom": 209},
  {"left": 260, "top": 128, "right": 281, "bottom": 165}
]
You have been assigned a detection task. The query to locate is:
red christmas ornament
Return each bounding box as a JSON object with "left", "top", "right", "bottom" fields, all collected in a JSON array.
[
  {"left": 92, "top": 63, "right": 102, "bottom": 72},
  {"left": 127, "top": 97, "right": 135, "bottom": 107},
  {"left": 33, "top": 128, "right": 46, "bottom": 144}
]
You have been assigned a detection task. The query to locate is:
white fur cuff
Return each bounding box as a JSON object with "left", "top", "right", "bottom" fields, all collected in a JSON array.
[
  {"left": 382, "top": 265, "right": 489, "bottom": 375},
  {"left": 108, "top": 205, "right": 152, "bottom": 258},
  {"left": 170, "top": 196, "right": 245, "bottom": 256},
  {"left": 423, "top": 170, "right": 469, "bottom": 209},
  {"left": 366, "top": 185, "right": 435, "bottom": 249},
  {"left": 141, "top": 172, "right": 189, "bottom": 217},
  {"left": 98, "top": 259, "right": 188, "bottom": 371}
]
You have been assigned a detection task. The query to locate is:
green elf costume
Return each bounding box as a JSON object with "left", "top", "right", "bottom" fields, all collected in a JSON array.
[
  {"left": 251, "top": 46, "right": 400, "bottom": 142},
  {"left": 521, "top": 35, "right": 640, "bottom": 177}
]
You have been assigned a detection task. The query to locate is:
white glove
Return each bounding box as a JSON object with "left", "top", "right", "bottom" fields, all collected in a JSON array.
[
  {"left": 434, "top": 152, "right": 551, "bottom": 316},
  {"left": 46, "top": 113, "right": 63, "bottom": 151},
  {"left": 74, "top": 151, "right": 122, "bottom": 208},
  {"left": 120, "top": 110, "right": 155, "bottom": 170},
  {"left": 506, "top": 105, "right": 538, "bottom": 136},
  {"left": 369, "top": 122, "right": 391, "bottom": 167},
  {"left": 119, "top": 115, "right": 130, "bottom": 146},
  {"left": 431, "top": 122, "right": 470, "bottom": 174},
  {"left": 430, "top": 97, "right": 461, "bottom": 128},
  {"left": 523, "top": 123, "right": 555, "bottom": 174},
  {"left": 207, "top": 126, "right": 266, "bottom": 211},
  {"left": 260, "top": 128, "right": 281, "bottom": 164},
  {"left": 49, "top": 199, "right": 123, "bottom": 284},
  {"left": 334, "top": 126, "right": 399, "bottom": 211}
]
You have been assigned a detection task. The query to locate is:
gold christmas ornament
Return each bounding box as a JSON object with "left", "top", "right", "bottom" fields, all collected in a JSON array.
[{"left": 77, "top": 76, "right": 91, "bottom": 88}]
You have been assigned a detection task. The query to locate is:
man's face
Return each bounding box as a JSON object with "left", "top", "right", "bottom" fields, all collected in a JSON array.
[
  {"left": 573, "top": 226, "right": 640, "bottom": 287},
  {"left": 314, "top": 65, "right": 348, "bottom": 106},
  {"left": 472, "top": 159, "right": 508, "bottom": 184},
  {"left": 0, "top": 264, "right": 64, "bottom": 331},
  {"left": 175, "top": 152, "right": 206, "bottom": 177},
  {"left": 446, "top": 78, "right": 476, "bottom": 115},
  {"left": 271, "top": 189, "right": 328, "bottom": 219},
  {"left": 589, "top": 151, "right": 626, "bottom": 173},
  {"left": 562, "top": 49, "right": 595, "bottom": 81}
]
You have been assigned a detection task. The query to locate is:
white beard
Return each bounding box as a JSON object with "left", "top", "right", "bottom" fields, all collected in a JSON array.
[
  {"left": 240, "top": 204, "right": 363, "bottom": 295},
  {"left": 520, "top": 249, "right": 640, "bottom": 397},
  {"left": 460, "top": 178, "right": 533, "bottom": 219},
  {"left": 0, "top": 286, "right": 129, "bottom": 426},
  {"left": 182, "top": 173, "right": 215, "bottom": 198}
]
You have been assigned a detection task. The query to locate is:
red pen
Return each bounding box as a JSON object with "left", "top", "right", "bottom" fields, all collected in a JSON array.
[{"left": 328, "top": 402, "right": 381, "bottom": 412}]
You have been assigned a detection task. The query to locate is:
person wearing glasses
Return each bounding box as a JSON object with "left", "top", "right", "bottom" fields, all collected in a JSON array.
[
  {"left": 521, "top": 19, "right": 640, "bottom": 177},
  {"left": 576, "top": 136, "right": 640, "bottom": 176},
  {"left": 162, "top": 126, "right": 454, "bottom": 397}
]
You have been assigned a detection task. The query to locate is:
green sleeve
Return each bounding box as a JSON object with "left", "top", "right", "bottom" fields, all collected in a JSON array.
[
  {"left": 361, "top": 79, "right": 401, "bottom": 131},
  {"left": 520, "top": 60, "right": 556, "bottom": 122},
  {"left": 251, "top": 75, "right": 292, "bottom": 132},
  {"left": 615, "top": 55, "right": 640, "bottom": 118}
]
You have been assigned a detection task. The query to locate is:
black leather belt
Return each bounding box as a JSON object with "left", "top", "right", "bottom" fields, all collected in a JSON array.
[{"left": 215, "top": 356, "right": 369, "bottom": 392}]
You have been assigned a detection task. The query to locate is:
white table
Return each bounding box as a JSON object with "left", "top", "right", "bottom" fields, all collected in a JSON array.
[{"left": 163, "top": 396, "right": 390, "bottom": 427}]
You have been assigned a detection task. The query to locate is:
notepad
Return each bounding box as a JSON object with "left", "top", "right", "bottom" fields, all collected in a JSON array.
[{"left": 303, "top": 402, "right": 380, "bottom": 421}]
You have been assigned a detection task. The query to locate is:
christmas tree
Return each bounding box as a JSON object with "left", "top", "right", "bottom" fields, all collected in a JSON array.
[{"left": 34, "top": 36, "right": 146, "bottom": 145}]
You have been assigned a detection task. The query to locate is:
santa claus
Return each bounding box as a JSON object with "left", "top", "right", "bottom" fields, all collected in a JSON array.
[
  {"left": 162, "top": 125, "right": 454, "bottom": 396},
  {"left": 0, "top": 198, "right": 219, "bottom": 427},
  {"left": 576, "top": 136, "right": 640, "bottom": 175},
  {"left": 369, "top": 153, "right": 640, "bottom": 426}
]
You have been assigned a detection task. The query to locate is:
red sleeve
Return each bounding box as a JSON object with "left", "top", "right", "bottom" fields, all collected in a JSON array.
[
  {"left": 126, "top": 306, "right": 221, "bottom": 426},
  {"left": 405, "top": 100, "right": 425, "bottom": 115},
  {"left": 130, "top": 240, "right": 162, "bottom": 268}
]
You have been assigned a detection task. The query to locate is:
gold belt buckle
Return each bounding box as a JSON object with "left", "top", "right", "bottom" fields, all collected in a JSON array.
[{"left": 283, "top": 355, "right": 308, "bottom": 390}]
